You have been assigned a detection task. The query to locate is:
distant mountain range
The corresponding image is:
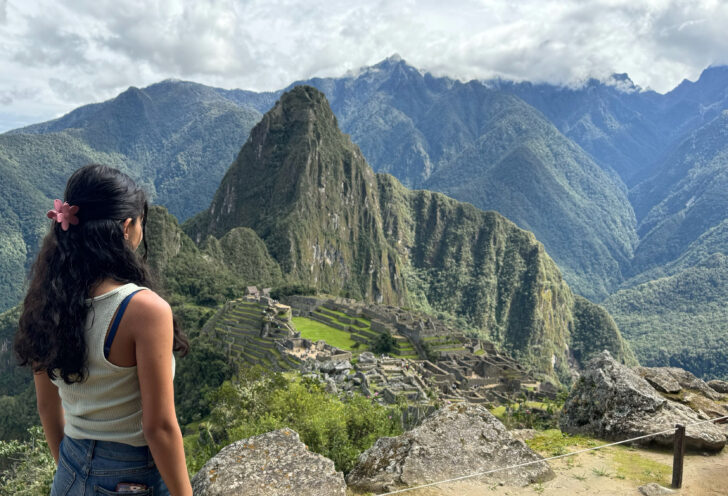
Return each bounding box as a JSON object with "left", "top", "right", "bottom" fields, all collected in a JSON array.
[{"left": 1, "top": 56, "right": 727, "bottom": 379}]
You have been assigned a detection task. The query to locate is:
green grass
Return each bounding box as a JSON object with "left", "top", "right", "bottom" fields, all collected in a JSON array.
[
  {"left": 612, "top": 446, "right": 671, "bottom": 485},
  {"left": 292, "top": 316, "right": 360, "bottom": 351},
  {"left": 315, "top": 309, "right": 371, "bottom": 330},
  {"left": 321, "top": 307, "right": 364, "bottom": 321},
  {"left": 525, "top": 429, "right": 601, "bottom": 455},
  {"left": 391, "top": 352, "right": 419, "bottom": 359},
  {"left": 526, "top": 430, "right": 671, "bottom": 486}
]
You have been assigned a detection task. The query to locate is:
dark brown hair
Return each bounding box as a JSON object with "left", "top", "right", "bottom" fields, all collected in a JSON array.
[{"left": 15, "top": 164, "right": 188, "bottom": 383}]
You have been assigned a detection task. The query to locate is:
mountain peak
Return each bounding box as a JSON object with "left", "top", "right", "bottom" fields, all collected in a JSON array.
[
  {"left": 667, "top": 64, "right": 728, "bottom": 101},
  {"left": 278, "top": 84, "right": 330, "bottom": 111},
  {"left": 265, "top": 85, "right": 340, "bottom": 137},
  {"left": 387, "top": 53, "right": 403, "bottom": 63},
  {"left": 605, "top": 73, "right": 640, "bottom": 93}
]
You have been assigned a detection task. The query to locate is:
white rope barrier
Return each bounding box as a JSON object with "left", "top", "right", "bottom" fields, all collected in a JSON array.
[{"left": 375, "top": 414, "right": 728, "bottom": 495}]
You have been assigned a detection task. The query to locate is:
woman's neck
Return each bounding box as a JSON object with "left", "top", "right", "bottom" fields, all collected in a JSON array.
[{"left": 89, "top": 278, "right": 125, "bottom": 298}]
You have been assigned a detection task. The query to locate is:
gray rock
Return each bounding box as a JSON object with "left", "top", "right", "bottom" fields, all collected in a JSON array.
[
  {"left": 191, "top": 428, "right": 346, "bottom": 496},
  {"left": 346, "top": 403, "right": 554, "bottom": 493},
  {"left": 302, "top": 358, "right": 320, "bottom": 372},
  {"left": 660, "top": 367, "right": 723, "bottom": 401},
  {"left": 638, "top": 482, "right": 675, "bottom": 495},
  {"left": 510, "top": 429, "right": 539, "bottom": 442},
  {"left": 561, "top": 352, "right": 726, "bottom": 451},
  {"left": 320, "top": 359, "right": 336, "bottom": 373},
  {"left": 358, "top": 351, "right": 377, "bottom": 363},
  {"left": 334, "top": 360, "right": 352, "bottom": 372},
  {"left": 324, "top": 377, "right": 338, "bottom": 394},
  {"left": 636, "top": 367, "right": 681, "bottom": 394},
  {"left": 356, "top": 362, "right": 377, "bottom": 371},
  {"left": 708, "top": 379, "right": 728, "bottom": 394}
]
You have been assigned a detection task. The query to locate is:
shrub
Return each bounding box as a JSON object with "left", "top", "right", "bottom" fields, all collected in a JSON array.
[
  {"left": 185, "top": 368, "right": 403, "bottom": 475},
  {"left": 0, "top": 426, "right": 55, "bottom": 496}
]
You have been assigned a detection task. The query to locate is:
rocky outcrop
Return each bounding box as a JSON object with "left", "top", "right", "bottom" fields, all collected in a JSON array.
[
  {"left": 636, "top": 367, "right": 681, "bottom": 394},
  {"left": 636, "top": 366, "right": 728, "bottom": 419},
  {"left": 637, "top": 367, "right": 723, "bottom": 401},
  {"left": 561, "top": 352, "right": 726, "bottom": 451},
  {"left": 346, "top": 403, "right": 554, "bottom": 493},
  {"left": 708, "top": 379, "right": 728, "bottom": 394},
  {"left": 191, "top": 428, "right": 346, "bottom": 495}
]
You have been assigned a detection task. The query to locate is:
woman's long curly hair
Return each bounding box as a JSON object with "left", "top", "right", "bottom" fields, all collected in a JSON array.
[{"left": 15, "top": 164, "right": 188, "bottom": 384}]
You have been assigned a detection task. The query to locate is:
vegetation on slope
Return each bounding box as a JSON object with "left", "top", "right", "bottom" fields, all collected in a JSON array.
[
  {"left": 184, "top": 368, "right": 403, "bottom": 475},
  {"left": 605, "top": 254, "right": 728, "bottom": 379},
  {"left": 630, "top": 111, "right": 728, "bottom": 274},
  {"left": 184, "top": 85, "right": 407, "bottom": 305}
]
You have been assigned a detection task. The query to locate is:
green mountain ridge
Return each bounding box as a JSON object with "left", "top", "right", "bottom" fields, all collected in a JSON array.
[
  {"left": 290, "top": 60, "right": 638, "bottom": 300},
  {"left": 604, "top": 253, "right": 728, "bottom": 379},
  {"left": 630, "top": 110, "right": 728, "bottom": 275},
  {"left": 0, "top": 82, "right": 262, "bottom": 311},
  {"left": 185, "top": 85, "right": 635, "bottom": 382},
  {"left": 422, "top": 89, "right": 637, "bottom": 298}
]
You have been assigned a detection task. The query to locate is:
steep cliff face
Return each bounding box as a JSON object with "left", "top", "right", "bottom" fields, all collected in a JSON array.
[
  {"left": 185, "top": 86, "right": 634, "bottom": 382},
  {"left": 185, "top": 86, "right": 406, "bottom": 304},
  {"left": 378, "top": 175, "right": 583, "bottom": 379}
]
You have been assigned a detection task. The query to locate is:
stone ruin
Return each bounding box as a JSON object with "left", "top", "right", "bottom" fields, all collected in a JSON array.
[
  {"left": 205, "top": 289, "right": 553, "bottom": 417},
  {"left": 282, "top": 294, "right": 554, "bottom": 410},
  {"left": 205, "top": 287, "right": 355, "bottom": 371}
]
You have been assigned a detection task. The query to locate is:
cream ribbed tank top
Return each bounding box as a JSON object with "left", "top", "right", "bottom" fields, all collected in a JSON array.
[{"left": 52, "top": 282, "right": 175, "bottom": 446}]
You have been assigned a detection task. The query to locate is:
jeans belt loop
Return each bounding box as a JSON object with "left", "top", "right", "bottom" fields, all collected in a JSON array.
[{"left": 85, "top": 439, "right": 96, "bottom": 474}]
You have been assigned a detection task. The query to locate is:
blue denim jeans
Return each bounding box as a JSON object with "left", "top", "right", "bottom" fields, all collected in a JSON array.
[{"left": 50, "top": 436, "right": 170, "bottom": 496}]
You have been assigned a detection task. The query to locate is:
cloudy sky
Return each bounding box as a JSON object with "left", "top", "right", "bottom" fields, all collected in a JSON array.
[{"left": 1, "top": 0, "right": 727, "bottom": 132}]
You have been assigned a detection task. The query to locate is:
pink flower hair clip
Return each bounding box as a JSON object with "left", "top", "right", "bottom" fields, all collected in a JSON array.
[{"left": 47, "top": 199, "right": 80, "bottom": 231}]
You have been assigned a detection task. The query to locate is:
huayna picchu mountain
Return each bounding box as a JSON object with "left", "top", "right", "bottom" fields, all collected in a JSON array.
[{"left": 185, "top": 86, "right": 635, "bottom": 383}]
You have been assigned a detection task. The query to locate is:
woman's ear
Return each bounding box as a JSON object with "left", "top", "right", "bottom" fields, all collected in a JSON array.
[{"left": 122, "top": 217, "right": 133, "bottom": 240}]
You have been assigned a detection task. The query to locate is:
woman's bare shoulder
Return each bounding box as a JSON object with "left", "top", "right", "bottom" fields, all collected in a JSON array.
[{"left": 124, "top": 289, "right": 173, "bottom": 336}]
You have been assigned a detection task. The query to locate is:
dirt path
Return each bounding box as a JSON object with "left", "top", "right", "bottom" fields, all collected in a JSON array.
[{"left": 354, "top": 447, "right": 728, "bottom": 496}]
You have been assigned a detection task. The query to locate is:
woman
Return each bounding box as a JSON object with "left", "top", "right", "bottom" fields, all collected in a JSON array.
[{"left": 14, "top": 164, "right": 193, "bottom": 495}]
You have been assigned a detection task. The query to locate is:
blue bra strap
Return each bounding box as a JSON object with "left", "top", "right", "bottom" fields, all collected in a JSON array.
[{"left": 104, "top": 289, "right": 143, "bottom": 359}]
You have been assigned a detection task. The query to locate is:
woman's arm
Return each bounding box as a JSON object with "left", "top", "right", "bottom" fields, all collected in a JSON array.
[
  {"left": 33, "top": 370, "right": 64, "bottom": 463},
  {"left": 127, "top": 291, "right": 192, "bottom": 496}
]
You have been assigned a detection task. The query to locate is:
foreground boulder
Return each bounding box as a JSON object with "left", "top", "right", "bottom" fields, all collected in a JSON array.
[
  {"left": 346, "top": 403, "right": 554, "bottom": 493},
  {"left": 561, "top": 351, "right": 726, "bottom": 451},
  {"left": 191, "top": 428, "right": 346, "bottom": 495}
]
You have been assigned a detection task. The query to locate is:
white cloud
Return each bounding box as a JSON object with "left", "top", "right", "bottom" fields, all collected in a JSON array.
[{"left": 1, "top": 0, "right": 728, "bottom": 131}]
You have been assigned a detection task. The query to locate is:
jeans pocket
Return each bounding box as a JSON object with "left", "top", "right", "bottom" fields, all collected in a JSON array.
[
  {"left": 50, "top": 456, "right": 76, "bottom": 496},
  {"left": 94, "top": 485, "right": 153, "bottom": 495}
]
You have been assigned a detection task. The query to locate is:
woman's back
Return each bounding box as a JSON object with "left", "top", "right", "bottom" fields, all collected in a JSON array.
[{"left": 51, "top": 282, "right": 178, "bottom": 447}]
